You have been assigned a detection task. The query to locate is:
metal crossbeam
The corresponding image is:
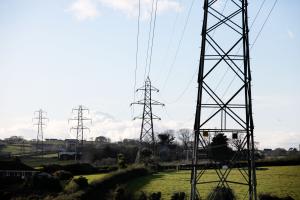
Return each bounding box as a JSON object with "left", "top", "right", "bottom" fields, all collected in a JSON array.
[
  {"left": 131, "top": 77, "right": 164, "bottom": 159},
  {"left": 190, "top": 0, "right": 257, "bottom": 199},
  {"left": 33, "top": 109, "right": 48, "bottom": 156},
  {"left": 69, "top": 105, "right": 92, "bottom": 161}
]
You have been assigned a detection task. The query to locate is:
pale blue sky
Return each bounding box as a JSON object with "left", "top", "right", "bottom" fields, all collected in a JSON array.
[{"left": 0, "top": 0, "right": 299, "bottom": 149}]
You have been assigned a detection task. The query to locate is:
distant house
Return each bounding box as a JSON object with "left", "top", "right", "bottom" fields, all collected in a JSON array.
[
  {"left": 263, "top": 149, "right": 272, "bottom": 156},
  {"left": 65, "top": 139, "right": 78, "bottom": 152},
  {"left": 0, "top": 158, "right": 37, "bottom": 178}
]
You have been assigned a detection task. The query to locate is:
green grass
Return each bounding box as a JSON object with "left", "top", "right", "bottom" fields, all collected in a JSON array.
[
  {"left": 74, "top": 173, "right": 109, "bottom": 183},
  {"left": 22, "top": 156, "right": 76, "bottom": 167},
  {"left": 0, "top": 144, "right": 32, "bottom": 155},
  {"left": 126, "top": 166, "right": 300, "bottom": 199}
]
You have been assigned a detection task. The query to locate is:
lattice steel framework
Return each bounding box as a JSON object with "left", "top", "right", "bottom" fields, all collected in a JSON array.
[
  {"left": 33, "top": 109, "right": 48, "bottom": 155},
  {"left": 69, "top": 105, "right": 92, "bottom": 161},
  {"left": 190, "top": 0, "right": 257, "bottom": 199},
  {"left": 131, "top": 77, "right": 164, "bottom": 155}
]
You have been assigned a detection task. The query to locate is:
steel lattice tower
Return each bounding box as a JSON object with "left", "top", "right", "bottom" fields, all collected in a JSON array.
[
  {"left": 33, "top": 109, "right": 48, "bottom": 155},
  {"left": 131, "top": 77, "right": 164, "bottom": 156},
  {"left": 69, "top": 105, "right": 92, "bottom": 161},
  {"left": 190, "top": 0, "right": 257, "bottom": 199}
]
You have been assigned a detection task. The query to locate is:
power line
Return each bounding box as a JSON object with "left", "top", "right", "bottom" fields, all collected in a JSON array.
[
  {"left": 161, "top": 0, "right": 196, "bottom": 91},
  {"left": 220, "top": 0, "right": 278, "bottom": 99},
  {"left": 147, "top": 0, "right": 159, "bottom": 77},
  {"left": 252, "top": 0, "right": 278, "bottom": 48},
  {"left": 160, "top": 0, "right": 182, "bottom": 73},
  {"left": 170, "top": 0, "right": 269, "bottom": 106},
  {"left": 161, "top": 0, "right": 228, "bottom": 104},
  {"left": 144, "top": 0, "right": 156, "bottom": 79},
  {"left": 132, "top": 0, "right": 142, "bottom": 118}
]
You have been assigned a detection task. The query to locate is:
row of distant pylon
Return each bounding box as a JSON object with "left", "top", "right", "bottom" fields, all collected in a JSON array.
[{"left": 33, "top": 105, "right": 91, "bottom": 158}]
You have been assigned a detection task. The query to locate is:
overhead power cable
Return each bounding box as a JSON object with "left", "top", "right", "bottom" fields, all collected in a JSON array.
[
  {"left": 147, "top": 0, "right": 159, "bottom": 77},
  {"left": 220, "top": 0, "right": 278, "bottom": 100},
  {"left": 160, "top": 0, "right": 182, "bottom": 72},
  {"left": 144, "top": 0, "right": 156, "bottom": 79},
  {"left": 161, "top": 0, "right": 196, "bottom": 91},
  {"left": 132, "top": 0, "right": 142, "bottom": 118},
  {"left": 251, "top": 0, "right": 278, "bottom": 48},
  {"left": 161, "top": 0, "right": 227, "bottom": 105}
]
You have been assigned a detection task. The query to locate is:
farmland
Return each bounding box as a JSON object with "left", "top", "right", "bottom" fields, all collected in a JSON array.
[{"left": 126, "top": 166, "right": 300, "bottom": 199}]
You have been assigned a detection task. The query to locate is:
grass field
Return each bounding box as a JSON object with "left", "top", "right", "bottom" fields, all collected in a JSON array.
[
  {"left": 126, "top": 166, "right": 300, "bottom": 199},
  {"left": 74, "top": 173, "right": 109, "bottom": 183},
  {"left": 0, "top": 144, "right": 32, "bottom": 155},
  {"left": 22, "top": 156, "right": 76, "bottom": 167}
]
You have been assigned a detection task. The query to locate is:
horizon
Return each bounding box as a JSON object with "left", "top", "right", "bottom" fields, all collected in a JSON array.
[{"left": 0, "top": 0, "right": 299, "bottom": 150}]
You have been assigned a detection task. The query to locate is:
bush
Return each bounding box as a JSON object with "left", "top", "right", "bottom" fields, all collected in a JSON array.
[
  {"left": 149, "top": 192, "right": 161, "bottom": 200},
  {"left": 137, "top": 192, "right": 148, "bottom": 200},
  {"left": 25, "top": 173, "right": 62, "bottom": 192},
  {"left": 83, "top": 167, "right": 150, "bottom": 199},
  {"left": 171, "top": 192, "right": 186, "bottom": 200},
  {"left": 74, "top": 176, "right": 89, "bottom": 189},
  {"left": 110, "top": 185, "right": 133, "bottom": 200},
  {"left": 207, "top": 187, "right": 235, "bottom": 200},
  {"left": 117, "top": 153, "right": 127, "bottom": 169},
  {"left": 259, "top": 193, "right": 295, "bottom": 200},
  {"left": 53, "top": 170, "right": 73, "bottom": 180},
  {"left": 42, "top": 163, "right": 98, "bottom": 175},
  {"left": 94, "top": 157, "right": 116, "bottom": 166},
  {"left": 64, "top": 176, "right": 88, "bottom": 193}
]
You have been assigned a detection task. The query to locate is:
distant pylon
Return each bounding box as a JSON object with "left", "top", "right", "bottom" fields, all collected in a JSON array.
[
  {"left": 33, "top": 109, "right": 48, "bottom": 156},
  {"left": 69, "top": 105, "right": 92, "bottom": 161},
  {"left": 131, "top": 77, "right": 164, "bottom": 158},
  {"left": 190, "top": 0, "right": 257, "bottom": 199}
]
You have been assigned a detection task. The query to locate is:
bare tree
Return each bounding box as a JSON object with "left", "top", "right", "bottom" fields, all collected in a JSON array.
[
  {"left": 231, "top": 133, "right": 244, "bottom": 151},
  {"left": 178, "top": 129, "right": 192, "bottom": 150}
]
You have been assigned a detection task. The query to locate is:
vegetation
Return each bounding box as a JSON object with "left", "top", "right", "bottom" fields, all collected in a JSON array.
[
  {"left": 206, "top": 187, "right": 235, "bottom": 200},
  {"left": 126, "top": 166, "right": 300, "bottom": 199},
  {"left": 21, "top": 155, "right": 76, "bottom": 167},
  {"left": 74, "top": 173, "right": 108, "bottom": 183}
]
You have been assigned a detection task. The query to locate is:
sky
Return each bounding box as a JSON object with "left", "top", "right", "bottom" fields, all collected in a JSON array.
[{"left": 0, "top": 0, "right": 299, "bottom": 149}]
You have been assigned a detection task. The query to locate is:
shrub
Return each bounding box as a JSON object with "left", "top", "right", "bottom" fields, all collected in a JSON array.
[
  {"left": 259, "top": 193, "right": 295, "bottom": 200},
  {"left": 84, "top": 167, "right": 150, "bottom": 199},
  {"left": 110, "top": 185, "right": 133, "bottom": 200},
  {"left": 138, "top": 192, "right": 148, "bottom": 200},
  {"left": 48, "top": 190, "right": 85, "bottom": 200},
  {"left": 25, "top": 173, "right": 62, "bottom": 192},
  {"left": 207, "top": 186, "right": 235, "bottom": 200},
  {"left": 64, "top": 176, "right": 88, "bottom": 193},
  {"left": 149, "top": 192, "right": 161, "bottom": 200},
  {"left": 53, "top": 170, "right": 73, "bottom": 180},
  {"left": 42, "top": 163, "right": 98, "bottom": 175},
  {"left": 171, "top": 192, "right": 186, "bottom": 200},
  {"left": 73, "top": 176, "right": 89, "bottom": 189},
  {"left": 42, "top": 164, "right": 63, "bottom": 174},
  {"left": 117, "top": 153, "right": 127, "bottom": 169}
]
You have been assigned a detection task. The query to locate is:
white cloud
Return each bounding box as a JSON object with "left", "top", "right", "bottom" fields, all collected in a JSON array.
[
  {"left": 1, "top": 111, "right": 298, "bottom": 150},
  {"left": 0, "top": 111, "right": 191, "bottom": 142},
  {"left": 99, "top": 0, "right": 182, "bottom": 19},
  {"left": 287, "top": 29, "right": 295, "bottom": 39},
  {"left": 256, "top": 130, "right": 300, "bottom": 150},
  {"left": 67, "top": 0, "right": 182, "bottom": 21},
  {"left": 67, "top": 0, "right": 100, "bottom": 21}
]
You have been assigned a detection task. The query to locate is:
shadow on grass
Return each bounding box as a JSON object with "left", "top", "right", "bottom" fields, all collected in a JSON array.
[{"left": 126, "top": 173, "right": 165, "bottom": 194}]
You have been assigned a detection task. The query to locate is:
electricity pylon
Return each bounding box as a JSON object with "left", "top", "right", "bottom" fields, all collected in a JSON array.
[
  {"left": 69, "top": 105, "right": 92, "bottom": 161},
  {"left": 190, "top": 0, "right": 257, "bottom": 200},
  {"left": 33, "top": 109, "right": 48, "bottom": 156},
  {"left": 131, "top": 76, "right": 164, "bottom": 158}
]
